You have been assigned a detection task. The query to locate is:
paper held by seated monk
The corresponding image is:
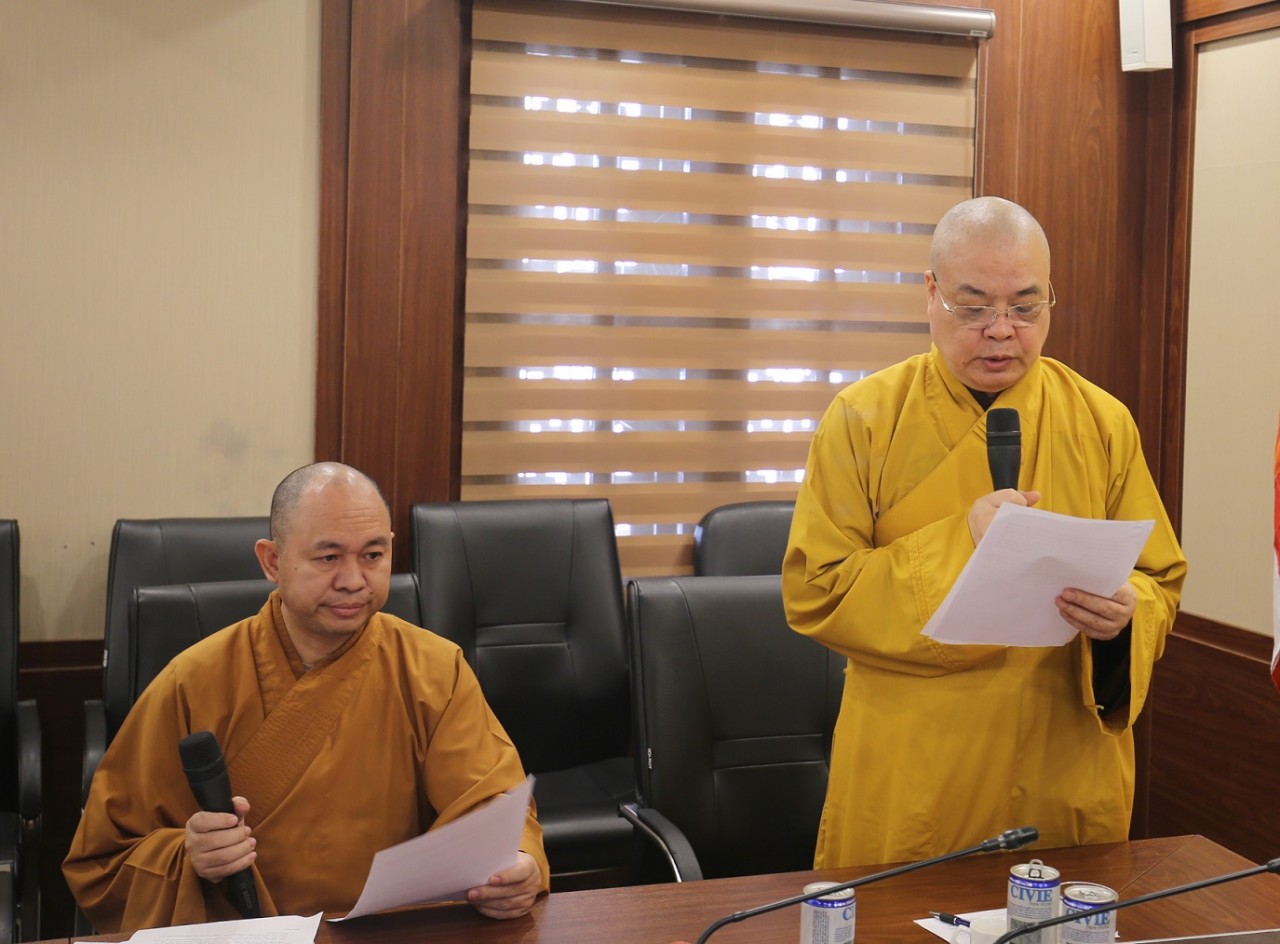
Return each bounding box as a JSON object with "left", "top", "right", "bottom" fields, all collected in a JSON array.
[
  {"left": 922, "top": 504, "right": 1154, "bottom": 646},
  {"left": 333, "top": 777, "right": 534, "bottom": 922}
]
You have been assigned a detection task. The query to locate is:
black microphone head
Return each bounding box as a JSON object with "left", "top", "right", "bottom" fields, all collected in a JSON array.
[
  {"left": 179, "top": 730, "right": 227, "bottom": 782},
  {"left": 997, "top": 826, "right": 1039, "bottom": 850},
  {"left": 987, "top": 407, "right": 1020, "bottom": 436}
]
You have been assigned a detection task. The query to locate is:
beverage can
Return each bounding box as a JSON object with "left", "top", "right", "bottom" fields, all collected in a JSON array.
[
  {"left": 1008, "top": 859, "right": 1061, "bottom": 944},
  {"left": 1060, "top": 882, "right": 1119, "bottom": 944},
  {"left": 799, "top": 881, "right": 855, "bottom": 944}
]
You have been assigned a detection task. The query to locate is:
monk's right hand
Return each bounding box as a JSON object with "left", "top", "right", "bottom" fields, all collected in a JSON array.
[
  {"left": 968, "top": 488, "right": 1040, "bottom": 545},
  {"left": 184, "top": 795, "right": 257, "bottom": 883}
]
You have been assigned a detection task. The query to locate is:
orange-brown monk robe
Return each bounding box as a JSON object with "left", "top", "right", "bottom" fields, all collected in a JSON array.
[{"left": 64, "top": 593, "right": 549, "bottom": 932}]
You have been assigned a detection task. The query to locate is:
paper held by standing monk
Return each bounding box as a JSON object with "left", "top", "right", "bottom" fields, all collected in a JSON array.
[
  {"left": 328, "top": 776, "right": 534, "bottom": 922},
  {"left": 922, "top": 504, "right": 1154, "bottom": 647}
]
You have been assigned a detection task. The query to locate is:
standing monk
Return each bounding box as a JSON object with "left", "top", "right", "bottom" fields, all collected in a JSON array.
[
  {"left": 783, "top": 197, "right": 1185, "bottom": 867},
  {"left": 66, "top": 462, "right": 549, "bottom": 930}
]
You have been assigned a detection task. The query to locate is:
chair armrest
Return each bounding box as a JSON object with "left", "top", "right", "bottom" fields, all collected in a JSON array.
[
  {"left": 1, "top": 807, "right": 18, "bottom": 944},
  {"left": 618, "top": 802, "right": 704, "bottom": 882},
  {"left": 15, "top": 701, "right": 41, "bottom": 822},
  {"left": 1, "top": 849, "right": 15, "bottom": 944},
  {"left": 82, "top": 699, "right": 108, "bottom": 809}
]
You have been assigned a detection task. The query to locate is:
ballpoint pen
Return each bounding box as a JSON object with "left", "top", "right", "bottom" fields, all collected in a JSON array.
[{"left": 931, "top": 912, "right": 971, "bottom": 927}]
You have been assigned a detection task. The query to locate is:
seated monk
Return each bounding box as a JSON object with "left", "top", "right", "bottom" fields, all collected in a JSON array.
[{"left": 64, "top": 462, "right": 549, "bottom": 932}]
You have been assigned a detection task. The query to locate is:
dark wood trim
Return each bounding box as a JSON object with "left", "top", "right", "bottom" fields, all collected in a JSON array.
[
  {"left": 1148, "top": 619, "right": 1280, "bottom": 862},
  {"left": 315, "top": 0, "right": 468, "bottom": 562},
  {"left": 15, "top": 638, "right": 101, "bottom": 673},
  {"left": 1192, "top": 1, "right": 1280, "bottom": 38},
  {"left": 316, "top": 0, "right": 353, "bottom": 462},
  {"left": 1135, "top": 66, "right": 1176, "bottom": 498},
  {"left": 1174, "top": 611, "right": 1275, "bottom": 661},
  {"left": 1178, "top": 0, "right": 1275, "bottom": 23}
]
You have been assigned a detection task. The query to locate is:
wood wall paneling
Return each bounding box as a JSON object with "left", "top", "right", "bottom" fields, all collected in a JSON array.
[
  {"left": 317, "top": 0, "right": 466, "bottom": 566},
  {"left": 1178, "top": 0, "right": 1275, "bottom": 23},
  {"left": 1147, "top": 615, "right": 1280, "bottom": 863},
  {"left": 316, "top": 0, "right": 352, "bottom": 463}
]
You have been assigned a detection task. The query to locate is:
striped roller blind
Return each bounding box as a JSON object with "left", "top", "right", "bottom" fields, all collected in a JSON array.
[{"left": 464, "top": 0, "right": 978, "bottom": 577}]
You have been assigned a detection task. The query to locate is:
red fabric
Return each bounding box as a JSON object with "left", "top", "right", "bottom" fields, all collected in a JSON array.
[{"left": 1272, "top": 415, "right": 1280, "bottom": 691}]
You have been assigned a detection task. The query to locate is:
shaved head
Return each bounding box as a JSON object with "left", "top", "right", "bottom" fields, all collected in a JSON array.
[
  {"left": 269, "top": 462, "right": 388, "bottom": 543},
  {"left": 930, "top": 196, "right": 1050, "bottom": 275}
]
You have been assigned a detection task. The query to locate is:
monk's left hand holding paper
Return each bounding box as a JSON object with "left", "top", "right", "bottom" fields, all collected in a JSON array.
[
  {"left": 466, "top": 851, "right": 543, "bottom": 919},
  {"left": 1055, "top": 581, "right": 1137, "bottom": 641}
]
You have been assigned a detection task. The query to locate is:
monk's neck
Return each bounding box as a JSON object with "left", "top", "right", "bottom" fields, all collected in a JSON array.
[{"left": 278, "top": 609, "right": 365, "bottom": 667}]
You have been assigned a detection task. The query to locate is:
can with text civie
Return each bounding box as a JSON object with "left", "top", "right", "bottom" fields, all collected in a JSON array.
[
  {"left": 1060, "top": 883, "right": 1118, "bottom": 944},
  {"left": 799, "top": 881, "right": 855, "bottom": 944},
  {"left": 1007, "top": 859, "right": 1061, "bottom": 944}
]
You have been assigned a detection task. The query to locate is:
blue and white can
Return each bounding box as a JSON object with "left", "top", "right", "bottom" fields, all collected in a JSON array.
[
  {"left": 1061, "top": 883, "right": 1118, "bottom": 944},
  {"left": 1007, "top": 859, "right": 1061, "bottom": 944},
  {"left": 800, "top": 881, "right": 855, "bottom": 944}
]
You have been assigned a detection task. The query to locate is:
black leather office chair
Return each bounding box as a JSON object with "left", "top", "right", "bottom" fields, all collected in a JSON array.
[
  {"left": 96, "top": 518, "right": 272, "bottom": 744},
  {"left": 81, "top": 573, "right": 423, "bottom": 805},
  {"left": 410, "top": 499, "right": 634, "bottom": 885},
  {"left": 73, "top": 573, "right": 421, "bottom": 937},
  {"left": 692, "top": 501, "right": 795, "bottom": 576},
  {"left": 621, "top": 574, "right": 844, "bottom": 881},
  {"left": 1, "top": 521, "right": 41, "bottom": 943}
]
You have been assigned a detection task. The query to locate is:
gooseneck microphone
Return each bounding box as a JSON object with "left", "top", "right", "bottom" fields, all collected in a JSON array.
[
  {"left": 987, "top": 407, "right": 1022, "bottom": 491},
  {"left": 178, "top": 730, "right": 261, "bottom": 919},
  {"left": 693, "top": 826, "right": 1040, "bottom": 944},
  {"left": 992, "top": 855, "right": 1280, "bottom": 944}
]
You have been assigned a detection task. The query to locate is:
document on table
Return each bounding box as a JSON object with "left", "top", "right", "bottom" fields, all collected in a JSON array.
[
  {"left": 921, "top": 504, "right": 1154, "bottom": 647},
  {"left": 915, "top": 907, "right": 1006, "bottom": 942},
  {"left": 328, "top": 775, "right": 534, "bottom": 922},
  {"left": 112, "top": 912, "right": 322, "bottom": 944}
]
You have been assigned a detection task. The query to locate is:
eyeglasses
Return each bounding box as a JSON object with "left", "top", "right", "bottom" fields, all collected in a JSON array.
[{"left": 929, "top": 272, "right": 1056, "bottom": 329}]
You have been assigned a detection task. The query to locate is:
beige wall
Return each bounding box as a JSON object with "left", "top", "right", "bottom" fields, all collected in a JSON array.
[
  {"left": 1179, "top": 28, "right": 1280, "bottom": 638},
  {"left": 0, "top": 0, "right": 320, "bottom": 642}
]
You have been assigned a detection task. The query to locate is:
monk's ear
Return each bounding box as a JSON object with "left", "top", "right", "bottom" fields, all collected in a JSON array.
[{"left": 255, "top": 538, "right": 281, "bottom": 584}]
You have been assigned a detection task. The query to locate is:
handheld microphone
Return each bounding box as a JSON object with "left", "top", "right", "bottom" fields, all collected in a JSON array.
[
  {"left": 987, "top": 407, "right": 1021, "bottom": 491},
  {"left": 693, "top": 826, "right": 1039, "bottom": 944},
  {"left": 992, "top": 855, "right": 1280, "bottom": 944},
  {"left": 178, "top": 730, "right": 261, "bottom": 919}
]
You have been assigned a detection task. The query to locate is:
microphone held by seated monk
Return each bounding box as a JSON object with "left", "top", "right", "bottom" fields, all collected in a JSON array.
[{"left": 178, "top": 730, "right": 262, "bottom": 919}]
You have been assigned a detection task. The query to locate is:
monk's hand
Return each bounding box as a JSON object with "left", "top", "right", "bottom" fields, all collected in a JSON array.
[
  {"left": 1056, "top": 582, "right": 1136, "bottom": 640},
  {"left": 184, "top": 795, "right": 257, "bottom": 883},
  {"left": 467, "top": 851, "right": 543, "bottom": 919},
  {"left": 967, "top": 489, "right": 1040, "bottom": 545}
]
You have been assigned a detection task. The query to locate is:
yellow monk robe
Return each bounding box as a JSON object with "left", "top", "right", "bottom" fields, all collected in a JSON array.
[
  {"left": 64, "top": 592, "right": 549, "bottom": 932},
  {"left": 783, "top": 347, "right": 1185, "bottom": 868}
]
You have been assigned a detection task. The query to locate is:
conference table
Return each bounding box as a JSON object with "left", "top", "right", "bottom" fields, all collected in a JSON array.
[{"left": 59, "top": 834, "right": 1280, "bottom": 944}]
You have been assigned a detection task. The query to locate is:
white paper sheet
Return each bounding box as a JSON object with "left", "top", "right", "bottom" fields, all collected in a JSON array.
[
  {"left": 921, "top": 504, "right": 1154, "bottom": 647},
  {"left": 915, "top": 908, "right": 1007, "bottom": 942},
  {"left": 116, "top": 912, "right": 322, "bottom": 944},
  {"left": 328, "top": 775, "right": 534, "bottom": 922}
]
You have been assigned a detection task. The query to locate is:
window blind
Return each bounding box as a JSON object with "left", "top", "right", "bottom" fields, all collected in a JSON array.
[{"left": 464, "top": 0, "right": 978, "bottom": 576}]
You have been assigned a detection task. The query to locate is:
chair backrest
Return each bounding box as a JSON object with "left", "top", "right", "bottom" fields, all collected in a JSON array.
[
  {"left": 127, "top": 573, "right": 423, "bottom": 706},
  {"left": 626, "top": 574, "right": 844, "bottom": 879},
  {"left": 0, "top": 520, "right": 18, "bottom": 810},
  {"left": 410, "top": 499, "right": 629, "bottom": 775},
  {"left": 693, "top": 501, "right": 795, "bottom": 576},
  {"left": 103, "top": 517, "right": 271, "bottom": 733}
]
